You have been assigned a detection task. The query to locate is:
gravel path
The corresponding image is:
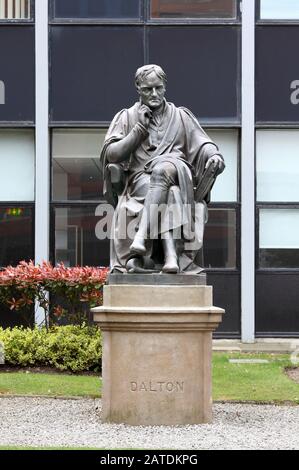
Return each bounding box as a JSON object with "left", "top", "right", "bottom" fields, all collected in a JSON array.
[{"left": 0, "top": 397, "right": 298, "bottom": 450}]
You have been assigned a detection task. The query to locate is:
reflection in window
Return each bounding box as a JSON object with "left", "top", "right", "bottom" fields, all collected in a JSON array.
[
  {"left": 259, "top": 209, "right": 299, "bottom": 268},
  {"left": 257, "top": 130, "right": 299, "bottom": 202},
  {"left": 52, "top": 130, "right": 106, "bottom": 201},
  {"left": 0, "top": 0, "right": 31, "bottom": 19},
  {"left": 54, "top": 206, "right": 111, "bottom": 267},
  {"left": 0, "top": 130, "right": 35, "bottom": 202},
  {"left": 260, "top": 0, "right": 299, "bottom": 20},
  {"left": 0, "top": 206, "right": 33, "bottom": 266},
  {"left": 53, "top": 0, "right": 141, "bottom": 19},
  {"left": 151, "top": 0, "right": 236, "bottom": 19},
  {"left": 204, "top": 209, "right": 236, "bottom": 268},
  {"left": 208, "top": 129, "right": 238, "bottom": 203}
]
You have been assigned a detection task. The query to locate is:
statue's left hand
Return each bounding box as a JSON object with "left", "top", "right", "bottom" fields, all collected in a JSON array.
[{"left": 205, "top": 156, "right": 225, "bottom": 174}]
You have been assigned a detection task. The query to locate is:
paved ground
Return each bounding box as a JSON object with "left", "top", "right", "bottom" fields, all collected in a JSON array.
[
  {"left": 0, "top": 397, "right": 298, "bottom": 450},
  {"left": 213, "top": 338, "right": 299, "bottom": 353}
]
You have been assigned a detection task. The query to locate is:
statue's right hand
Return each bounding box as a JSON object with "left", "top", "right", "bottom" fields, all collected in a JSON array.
[{"left": 138, "top": 105, "right": 152, "bottom": 128}]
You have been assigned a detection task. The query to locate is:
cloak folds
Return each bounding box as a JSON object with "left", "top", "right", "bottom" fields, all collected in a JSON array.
[{"left": 100, "top": 101, "right": 223, "bottom": 273}]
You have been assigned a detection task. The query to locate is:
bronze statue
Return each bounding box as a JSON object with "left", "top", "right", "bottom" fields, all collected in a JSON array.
[{"left": 100, "top": 65, "right": 224, "bottom": 274}]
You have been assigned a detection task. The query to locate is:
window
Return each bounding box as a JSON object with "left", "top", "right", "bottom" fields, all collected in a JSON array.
[
  {"left": 54, "top": 206, "right": 110, "bottom": 267},
  {"left": 50, "top": 26, "right": 144, "bottom": 122},
  {"left": 0, "top": 206, "right": 34, "bottom": 266},
  {"left": 0, "top": 0, "right": 31, "bottom": 20},
  {"left": 257, "top": 130, "right": 299, "bottom": 202},
  {"left": 204, "top": 208, "right": 237, "bottom": 269},
  {"left": 52, "top": 129, "right": 105, "bottom": 201},
  {"left": 208, "top": 129, "right": 238, "bottom": 203},
  {"left": 0, "top": 130, "right": 35, "bottom": 201},
  {"left": 52, "top": 129, "right": 110, "bottom": 268},
  {"left": 260, "top": 0, "right": 299, "bottom": 20},
  {"left": 149, "top": 26, "right": 240, "bottom": 121},
  {"left": 259, "top": 209, "right": 299, "bottom": 268},
  {"left": 52, "top": 0, "right": 141, "bottom": 20},
  {"left": 151, "top": 0, "right": 237, "bottom": 19}
]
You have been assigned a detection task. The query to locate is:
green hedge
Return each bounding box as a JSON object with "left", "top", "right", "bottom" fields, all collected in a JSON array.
[{"left": 0, "top": 325, "right": 102, "bottom": 372}]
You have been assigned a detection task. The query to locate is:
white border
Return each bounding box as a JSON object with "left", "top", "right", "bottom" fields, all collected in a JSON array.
[
  {"left": 241, "top": 0, "right": 256, "bottom": 342},
  {"left": 35, "top": 0, "right": 49, "bottom": 325}
]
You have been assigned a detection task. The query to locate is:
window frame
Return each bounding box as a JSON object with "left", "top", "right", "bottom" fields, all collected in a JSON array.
[
  {"left": 49, "top": 0, "right": 145, "bottom": 25},
  {"left": 51, "top": 127, "right": 106, "bottom": 204},
  {"left": 50, "top": 202, "right": 110, "bottom": 267},
  {"left": 0, "top": 0, "right": 34, "bottom": 24},
  {"left": 204, "top": 202, "right": 240, "bottom": 272},
  {"left": 256, "top": 203, "right": 299, "bottom": 272},
  {"left": 147, "top": 0, "right": 241, "bottom": 24},
  {"left": 256, "top": 0, "right": 299, "bottom": 25},
  {"left": 49, "top": 0, "right": 241, "bottom": 25}
]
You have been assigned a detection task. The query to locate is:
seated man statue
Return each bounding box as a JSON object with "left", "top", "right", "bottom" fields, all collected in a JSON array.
[{"left": 100, "top": 64, "right": 225, "bottom": 274}]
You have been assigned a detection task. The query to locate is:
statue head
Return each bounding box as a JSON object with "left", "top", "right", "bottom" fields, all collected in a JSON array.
[{"left": 135, "top": 64, "right": 167, "bottom": 110}]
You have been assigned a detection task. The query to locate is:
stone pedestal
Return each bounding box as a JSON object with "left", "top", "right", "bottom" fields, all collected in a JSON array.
[{"left": 92, "top": 283, "right": 224, "bottom": 426}]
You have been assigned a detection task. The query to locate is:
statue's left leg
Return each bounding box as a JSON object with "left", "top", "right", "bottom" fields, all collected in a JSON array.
[{"left": 162, "top": 230, "right": 179, "bottom": 273}]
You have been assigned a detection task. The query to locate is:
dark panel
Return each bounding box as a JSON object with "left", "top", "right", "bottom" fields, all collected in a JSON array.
[
  {"left": 53, "top": 0, "right": 141, "bottom": 19},
  {"left": 0, "top": 27, "right": 35, "bottom": 122},
  {"left": 260, "top": 248, "right": 299, "bottom": 269},
  {"left": 50, "top": 26, "right": 144, "bottom": 122},
  {"left": 256, "top": 273, "right": 299, "bottom": 336},
  {"left": 207, "top": 272, "right": 240, "bottom": 337},
  {"left": 256, "top": 27, "right": 299, "bottom": 122},
  {"left": 149, "top": 26, "right": 240, "bottom": 121},
  {"left": 0, "top": 207, "right": 34, "bottom": 267},
  {"left": 0, "top": 305, "right": 34, "bottom": 329}
]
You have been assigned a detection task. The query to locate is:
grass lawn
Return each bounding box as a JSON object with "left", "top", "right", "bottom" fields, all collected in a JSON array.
[
  {"left": 0, "top": 353, "right": 298, "bottom": 403},
  {"left": 213, "top": 352, "right": 299, "bottom": 404},
  {"left": 0, "top": 371, "right": 101, "bottom": 398}
]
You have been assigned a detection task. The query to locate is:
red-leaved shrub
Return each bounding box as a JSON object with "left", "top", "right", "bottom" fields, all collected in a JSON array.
[{"left": 0, "top": 261, "right": 109, "bottom": 328}]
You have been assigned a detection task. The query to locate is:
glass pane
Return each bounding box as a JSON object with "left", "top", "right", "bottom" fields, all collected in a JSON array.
[
  {"left": 257, "top": 130, "right": 299, "bottom": 202},
  {"left": 53, "top": 0, "right": 141, "bottom": 19},
  {"left": 0, "top": 0, "right": 31, "bottom": 20},
  {"left": 149, "top": 26, "right": 239, "bottom": 121},
  {"left": 50, "top": 26, "right": 144, "bottom": 122},
  {"left": 52, "top": 130, "right": 106, "bottom": 201},
  {"left": 0, "top": 206, "right": 33, "bottom": 267},
  {"left": 208, "top": 129, "right": 238, "bottom": 202},
  {"left": 54, "top": 206, "right": 110, "bottom": 267},
  {"left": 0, "top": 130, "right": 34, "bottom": 201},
  {"left": 204, "top": 208, "right": 236, "bottom": 268},
  {"left": 259, "top": 209, "right": 299, "bottom": 268},
  {"left": 151, "top": 0, "right": 237, "bottom": 19},
  {"left": 260, "top": 0, "right": 299, "bottom": 19}
]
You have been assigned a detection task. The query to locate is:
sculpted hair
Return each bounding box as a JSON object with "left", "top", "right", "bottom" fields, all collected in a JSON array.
[{"left": 135, "top": 64, "right": 167, "bottom": 89}]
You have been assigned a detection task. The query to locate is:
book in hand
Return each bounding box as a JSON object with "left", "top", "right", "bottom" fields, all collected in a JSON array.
[{"left": 194, "top": 163, "right": 219, "bottom": 202}]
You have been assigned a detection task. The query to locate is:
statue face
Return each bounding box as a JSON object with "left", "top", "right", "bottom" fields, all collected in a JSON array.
[{"left": 138, "top": 72, "right": 166, "bottom": 109}]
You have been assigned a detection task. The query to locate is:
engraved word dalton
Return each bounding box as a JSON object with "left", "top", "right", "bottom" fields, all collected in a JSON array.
[{"left": 130, "top": 381, "right": 184, "bottom": 392}]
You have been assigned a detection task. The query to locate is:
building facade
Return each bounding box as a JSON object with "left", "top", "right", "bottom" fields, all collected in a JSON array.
[{"left": 0, "top": 0, "right": 298, "bottom": 339}]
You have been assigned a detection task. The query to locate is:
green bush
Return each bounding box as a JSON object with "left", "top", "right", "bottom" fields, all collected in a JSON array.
[{"left": 0, "top": 325, "right": 102, "bottom": 372}]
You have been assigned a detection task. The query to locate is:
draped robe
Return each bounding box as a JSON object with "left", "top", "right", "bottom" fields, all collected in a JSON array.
[{"left": 100, "top": 100, "right": 223, "bottom": 273}]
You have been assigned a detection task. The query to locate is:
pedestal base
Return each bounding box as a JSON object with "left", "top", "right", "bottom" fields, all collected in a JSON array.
[{"left": 92, "top": 284, "right": 224, "bottom": 426}]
